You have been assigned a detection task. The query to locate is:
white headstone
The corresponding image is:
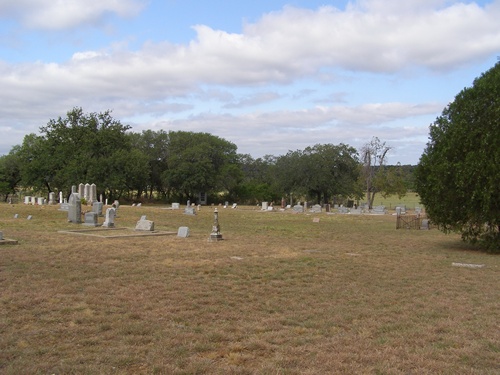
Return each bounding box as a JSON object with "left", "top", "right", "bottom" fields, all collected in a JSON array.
[
  {"left": 89, "top": 183, "right": 96, "bottom": 204},
  {"left": 78, "top": 183, "right": 85, "bottom": 199},
  {"left": 261, "top": 202, "right": 268, "bottom": 210},
  {"left": 135, "top": 220, "right": 154, "bottom": 231},
  {"left": 68, "top": 188, "right": 82, "bottom": 224},
  {"left": 172, "top": 203, "right": 180, "bottom": 209},
  {"left": 102, "top": 207, "right": 116, "bottom": 228},
  {"left": 59, "top": 191, "right": 63, "bottom": 203},
  {"left": 84, "top": 183, "right": 90, "bottom": 202},
  {"left": 177, "top": 226, "right": 190, "bottom": 238},
  {"left": 24, "top": 196, "right": 31, "bottom": 204},
  {"left": 83, "top": 212, "right": 99, "bottom": 227}
]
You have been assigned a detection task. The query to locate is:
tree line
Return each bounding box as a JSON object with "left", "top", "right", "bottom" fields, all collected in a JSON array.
[{"left": 0, "top": 108, "right": 411, "bottom": 205}]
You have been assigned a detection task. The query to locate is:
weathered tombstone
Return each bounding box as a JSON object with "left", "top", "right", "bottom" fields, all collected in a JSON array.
[
  {"left": 89, "top": 183, "right": 96, "bottom": 204},
  {"left": 37, "top": 197, "right": 45, "bottom": 205},
  {"left": 59, "top": 202, "right": 69, "bottom": 211},
  {"left": 325, "top": 204, "right": 331, "bottom": 213},
  {"left": 24, "top": 196, "right": 31, "bottom": 204},
  {"left": 78, "top": 183, "right": 85, "bottom": 199},
  {"left": 396, "top": 207, "right": 402, "bottom": 216},
  {"left": 350, "top": 208, "right": 362, "bottom": 215},
  {"left": 83, "top": 212, "right": 99, "bottom": 227},
  {"left": 27, "top": 215, "right": 32, "bottom": 220},
  {"left": 313, "top": 217, "right": 320, "bottom": 223},
  {"left": 14, "top": 214, "right": 19, "bottom": 219},
  {"left": 261, "top": 202, "right": 268, "bottom": 210},
  {"left": 137, "top": 203, "right": 142, "bottom": 207},
  {"left": 304, "top": 202, "right": 308, "bottom": 211},
  {"left": 311, "top": 204, "right": 322, "bottom": 213},
  {"left": 372, "top": 206, "right": 386, "bottom": 215},
  {"left": 187, "top": 199, "right": 191, "bottom": 208},
  {"left": 232, "top": 203, "right": 237, "bottom": 209},
  {"left": 59, "top": 191, "right": 63, "bottom": 203},
  {"left": 172, "top": 203, "right": 180, "bottom": 210},
  {"left": 135, "top": 219, "right": 154, "bottom": 231},
  {"left": 92, "top": 202, "right": 103, "bottom": 217},
  {"left": 293, "top": 204, "right": 304, "bottom": 213},
  {"left": 31, "top": 196, "right": 36, "bottom": 205},
  {"left": 84, "top": 183, "right": 90, "bottom": 202},
  {"left": 209, "top": 208, "right": 223, "bottom": 241},
  {"left": 102, "top": 207, "right": 116, "bottom": 228},
  {"left": 184, "top": 206, "right": 196, "bottom": 215},
  {"left": 177, "top": 226, "right": 190, "bottom": 238},
  {"left": 49, "top": 192, "right": 56, "bottom": 205},
  {"left": 68, "top": 186, "right": 82, "bottom": 224},
  {"left": 140, "top": 215, "right": 147, "bottom": 221}
]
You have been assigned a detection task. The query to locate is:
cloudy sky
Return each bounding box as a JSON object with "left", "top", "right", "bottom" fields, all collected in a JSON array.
[{"left": 1, "top": 0, "right": 499, "bottom": 164}]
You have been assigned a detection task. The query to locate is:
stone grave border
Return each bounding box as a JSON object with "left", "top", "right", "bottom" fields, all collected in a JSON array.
[{"left": 58, "top": 227, "right": 176, "bottom": 239}]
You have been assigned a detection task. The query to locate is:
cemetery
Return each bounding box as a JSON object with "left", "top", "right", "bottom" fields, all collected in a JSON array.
[{"left": 0, "top": 198, "right": 498, "bottom": 374}]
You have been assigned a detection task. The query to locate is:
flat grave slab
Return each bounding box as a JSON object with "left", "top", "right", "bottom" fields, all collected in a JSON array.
[
  {"left": 0, "top": 238, "right": 19, "bottom": 245},
  {"left": 58, "top": 227, "right": 176, "bottom": 239}
]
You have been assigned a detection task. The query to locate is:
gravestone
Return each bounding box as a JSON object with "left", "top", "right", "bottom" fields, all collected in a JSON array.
[
  {"left": 24, "top": 196, "right": 31, "bottom": 204},
  {"left": 135, "top": 219, "right": 154, "bottom": 231},
  {"left": 350, "top": 208, "right": 362, "bottom": 215},
  {"left": 261, "top": 202, "right": 268, "bottom": 210},
  {"left": 172, "top": 203, "right": 180, "bottom": 209},
  {"left": 59, "top": 191, "right": 63, "bottom": 203},
  {"left": 0, "top": 231, "right": 3, "bottom": 240},
  {"left": 310, "top": 204, "right": 322, "bottom": 213},
  {"left": 184, "top": 207, "right": 196, "bottom": 215},
  {"left": 177, "top": 226, "right": 190, "bottom": 238},
  {"left": 209, "top": 208, "right": 223, "bottom": 241},
  {"left": 84, "top": 183, "right": 90, "bottom": 202},
  {"left": 59, "top": 203, "right": 69, "bottom": 211},
  {"left": 304, "top": 202, "right": 308, "bottom": 211},
  {"left": 102, "top": 207, "right": 116, "bottom": 228},
  {"left": 372, "top": 206, "right": 386, "bottom": 215},
  {"left": 92, "top": 202, "right": 103, "bottom": 217},
  {"left": 83, "top": 212, "right": 99, "bottom": 227},
  {"left": 293, "top": 204, "right": 304, "bottom": 213},
  {"left": 68, "top": 186, "right": 82, "bottom": 224},
  {"left": 14, "top": 214, "right": 19, "bottom": 219},
  {"left": 27, "top": 215, "right": 32, "bottom": 220},
  {"left": 337, "top": 206, "right": 349, "bottom": 214},
  {"left": 78, "top": 183, "right": 85, "bottom": 199},
  {"left": 49, "top": 192, "right": 56, "bottom": 205},
  {"left": 37, "top": 197, "right": 44, "bottom": 205},
  {"left": 89, "top": 183, "right": 96, "bottom": 204}
]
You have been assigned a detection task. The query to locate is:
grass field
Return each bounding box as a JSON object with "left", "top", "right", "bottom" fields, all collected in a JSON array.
[{"left": 1, "top": 202, "right": 499, "bottom": 374}]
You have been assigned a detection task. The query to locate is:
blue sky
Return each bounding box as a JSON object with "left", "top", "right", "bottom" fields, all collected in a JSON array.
[{"left": 1, "top": 0, "right": 499, "bottom": 164}]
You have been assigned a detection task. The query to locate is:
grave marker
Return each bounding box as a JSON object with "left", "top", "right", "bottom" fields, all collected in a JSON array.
[{"left": 177, "top": 226, "right": 190, "bottom": 238}]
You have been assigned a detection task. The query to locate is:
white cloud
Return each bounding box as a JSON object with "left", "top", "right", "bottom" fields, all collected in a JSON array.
[
  {"left": 0, "top": 0, "right": 145, "bottom": 30},
  {"left": 0, "top": 0, "right": 498, "bottom": 164}
]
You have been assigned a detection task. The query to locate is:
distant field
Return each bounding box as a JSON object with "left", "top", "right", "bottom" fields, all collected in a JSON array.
[
  {"left": 369, "top": 191, "right": 422, "bottom": 210},
  {"left": 1, "top": 203, "right": 498, "bottom": 374}
]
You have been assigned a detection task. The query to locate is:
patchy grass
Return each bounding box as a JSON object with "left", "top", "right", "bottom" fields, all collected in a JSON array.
[{"left": 1, "top": 203, "right": 499, "bottom": 374}]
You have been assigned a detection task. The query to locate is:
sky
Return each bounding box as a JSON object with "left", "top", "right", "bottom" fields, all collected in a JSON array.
[{"left": 1, "top": 0, "right": 499, "bottom": 165}]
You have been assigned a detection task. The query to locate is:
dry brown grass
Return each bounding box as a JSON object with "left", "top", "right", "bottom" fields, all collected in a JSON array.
[{"left": 1, "top": 203, "right": 499, "bottom": 374}]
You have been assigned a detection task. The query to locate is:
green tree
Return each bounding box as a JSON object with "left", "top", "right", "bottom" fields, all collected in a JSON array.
[
  {"left": 128, "top": 130, "right": 170, "bottom": 199},
  {"left": 276, "top": 143, "right": 361, "bottom": 204},
  {"left": 361, "top": 137, "right": 406, "bottom": 208},
  {"left": 415, "top": 62, "right": 500, "bottom": 251},
  {"left": 16, "top": 108, "right": 138, "bottom": 200},
  {"left": 0, "top": 147, "right": 22, "bottom": 201},
  {"left": 162, "top": 131, "right": 239, "bottom": 202}
]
